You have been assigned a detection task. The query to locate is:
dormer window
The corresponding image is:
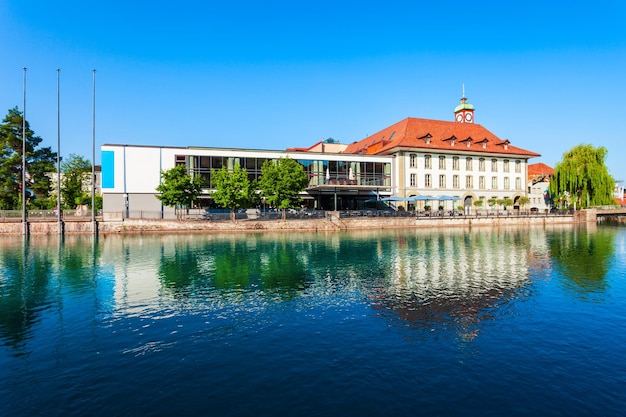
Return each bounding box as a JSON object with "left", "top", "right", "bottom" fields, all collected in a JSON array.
[
  {"left": 418, "top": 133, "right": 432, "bottom": 145},
  {"left": 460, "top": 137, "right": 473, "bottom": 148},
  {"left": 497, "top": 140, "right": 511, "bottom": 151},
  {"left": 443, "top": 135, "right": 456, "bottom": 147}
]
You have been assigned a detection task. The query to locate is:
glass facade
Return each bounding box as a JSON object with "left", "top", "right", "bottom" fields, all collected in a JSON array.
[{"left": 189, "top": 155, "right": 391, "bottom": 190}]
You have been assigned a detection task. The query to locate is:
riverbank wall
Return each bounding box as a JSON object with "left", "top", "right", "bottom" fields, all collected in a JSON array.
[{"left": 0, "top": 212, "right": 580, "bottom": 235}]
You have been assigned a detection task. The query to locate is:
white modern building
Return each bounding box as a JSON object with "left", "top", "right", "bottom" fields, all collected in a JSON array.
[{"left": 101, "top": 144, "right": 393, "bottom": 217}]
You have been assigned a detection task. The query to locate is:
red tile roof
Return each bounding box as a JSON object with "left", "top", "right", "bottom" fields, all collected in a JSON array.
[
  {"left": 343, "top": 117, "right": 540, "bottom": 158},
  {"left": 286, "top": 141, "right": 321, "bottom": 152},
  {"left": 528, "top": 162, "right": 554, "bottom": 177}
]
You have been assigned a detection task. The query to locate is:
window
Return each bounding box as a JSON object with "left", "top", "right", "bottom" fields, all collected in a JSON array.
[
  {"left": 479, "top": 176, "right": 485, "bottom": 190},
  {"left": 425, "top": 174, "right": 432, "bottom": 188},
  {"left": 453, "top": 175, "right": 459, "bottom": 188},
  {"left": 504, "top": 177, "right": 510, "bottom": 190},
  {"left": 479, "top": 158, "right": 485, "bottom": 171},
  {"left": 492, "top": 176, "right": 498, "bottom": 189},
  {"left": 439, "top": 174, "right": 446, "bottom": 188},
  {"left": 410, "top": 173, "right": 416, "bottom": 187},
  {"left": 466, "top": 157, "right": 473, "bottom": 170},
  {"left": 410, "top": 154, "right": 417, "bottom": 168},
  {"left": 515, "top": 160, "right": 521, "bottom": 173},
  {"left": 503, "top": 159, "right": 510, "bottom": 172},
  {"left": 453, "top": 157, "right": 459, "bottom": 170},
  {"left": 439, "top": 156, "right": 446, "bottom": 170},
  {"left": 515, "top": 177, "right": 522, "bottom": 190},
  {"left": 466, "top": 175, "right": 473, "bottom": 189},
  {"left": 424, "top": 155, "right": 431, "bottom": 169},
  {"left": 491, "top": 159, "right": 498, "bottom": 172}
]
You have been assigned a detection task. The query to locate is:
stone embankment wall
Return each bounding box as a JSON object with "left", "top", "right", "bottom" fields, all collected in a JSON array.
[{"left": 0, "top": 213, "right": 580, "bottom": 235}]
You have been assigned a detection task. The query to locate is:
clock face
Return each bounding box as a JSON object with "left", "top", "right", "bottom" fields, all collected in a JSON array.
[
  {"left": 456, "top": 113, "right": 463, "bottom": 122},
  {"left": 465, "top": 112, "right": 473, "bottom": 122}
]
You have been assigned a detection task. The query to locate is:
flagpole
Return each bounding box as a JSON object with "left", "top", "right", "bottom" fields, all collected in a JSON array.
[
  {"left": 57, "top": 69, "right": 62, "bottom": 232},
  {"left": 91, "top": 69, "right": 96, "bottom": 233},
  {"left": 22, "top": 67, "right": 27, "bottom": 235}
]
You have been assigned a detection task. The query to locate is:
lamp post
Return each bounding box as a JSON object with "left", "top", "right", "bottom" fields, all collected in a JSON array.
[
  {"left": 22, "top": 67, "right": 27, "bottom": 236},
  {"left": 91, "top": 69, "right": 96, "bottom": 233},
  {"left": 57, "top": 69, "right": 62, "bottom": 232}
]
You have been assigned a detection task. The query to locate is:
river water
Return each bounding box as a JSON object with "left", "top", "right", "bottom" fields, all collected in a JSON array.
[{"left": 1, "top": 224, "right": 625, "bottom": 416}]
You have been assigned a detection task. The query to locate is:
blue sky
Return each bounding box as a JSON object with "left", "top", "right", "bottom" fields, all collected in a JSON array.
[{"left": 1, "top": 1, "right": 626, "bottom": 181}]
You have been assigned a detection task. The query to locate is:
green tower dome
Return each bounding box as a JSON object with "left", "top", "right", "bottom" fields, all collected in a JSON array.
[{"left": 454, "top": 97, "right": 475, "bottom": 113}]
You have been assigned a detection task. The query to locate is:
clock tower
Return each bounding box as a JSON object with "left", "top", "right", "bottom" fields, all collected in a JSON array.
[{"left": 454, "top": 96, "right": 475, "bottom": 124}]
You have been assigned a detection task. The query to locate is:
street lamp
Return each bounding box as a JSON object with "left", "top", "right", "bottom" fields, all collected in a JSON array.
[
  {"left": 57, "top": 69, "right": 62, "bottom": 232},
  {"left": 91, "top": 69, "right": 96, "bottom": 233},
  {"left": 22, "top": 67, "right": 27, "bottom": 235}
]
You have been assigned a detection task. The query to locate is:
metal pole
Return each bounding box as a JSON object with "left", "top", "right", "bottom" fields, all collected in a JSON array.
[
  {"left": 91, "top": 69, "right": 96, "bottom": 232},
  {"left": 22, "top": 67, "right": 27, "bottom": 235},
  {"left": 57, "top": 69, "right": 62, "bottom": 230}
]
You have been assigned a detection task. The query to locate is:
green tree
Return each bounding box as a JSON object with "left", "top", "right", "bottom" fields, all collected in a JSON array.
[
  {"left": 258, "top": 157, "right": 308, "bottom": 220},
  {"left": 473, "top": 200, "right": 483, "bottom": 211},
  {"left": 0, "top": 107, "right": 56, "bottom": 210},
  {"left": 549, "top": 144, "right": 614, "bottom": 209},
  {"left": 155, "top": 165, "right": 204, "bottom": 219},
  {"left": 488, "top": 197, "right": 498, "bottom": 211},
  {"left": 211, "top": 165, "right": 255, "bottom": 221},
  {"left": 517, "top": 196, "right": 530, "bottom": 211},
  {"left": 61, "top": 154, "right": 91, "bottom": 209}
]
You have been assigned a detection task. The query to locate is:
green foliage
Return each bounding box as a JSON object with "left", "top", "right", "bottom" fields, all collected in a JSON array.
[
  {"left": 503, "top": 198, "right": 514, "bottom": 209},
  {"left": 258, "top": 157, "right": 308, "bottom": 218},
  {"left": 473, "top": 200, "right": 483, "bottom": 208},
  {"left": 0, "top": 107, "right": 56, "bottom": 210},
  {"left": 74, "top": 193, "right": 102, "bottom": 210},
  {"left": 61, "top": 154, "right": 92, "bottom": 209},
  {"left": 211, "top": 165, "right": 255, "bottom": 221},
  {"left": 517, "top": 196, "right": 530, "bottom": 209},
  {"left": 549, "top": 144, "right": 614, "bottom": 208},
  {"left": 548, "top": 228, "right": 615, "bottom": 299},
  {"left": 488, "top": 197, "right": 497, "bottom": 208},
  {"left": 155, "top": 165, "right": 204, "bottom": 217}
]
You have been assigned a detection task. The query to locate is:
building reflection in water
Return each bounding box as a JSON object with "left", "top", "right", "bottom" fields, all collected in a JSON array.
[{"left": 1, "top": 224, "right": 616, "bottom": 354}]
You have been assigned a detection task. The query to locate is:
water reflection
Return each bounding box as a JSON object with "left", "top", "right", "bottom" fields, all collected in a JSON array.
[
  {"left": 549, "top": 225, "right": 616, "bottom": 300},
  {"left": 0, "top": 235, "right": 102, "bottom": 353},
  {"left": 156, "top": 235, "right": 309, "bottom": 297},
  {"left": 0, "top": 238, "right": 53, "bottom": 350},
  {"left": 361, "top": 228, "right": 539, "bottom": 341},
  {"left": 0, "top": 225, "right": 620, "bottom": 354}
]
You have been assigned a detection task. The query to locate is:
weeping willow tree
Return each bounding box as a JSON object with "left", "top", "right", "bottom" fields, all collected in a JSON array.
[{"left": 549, "top": 144, "right": 614, "bottom": 209}]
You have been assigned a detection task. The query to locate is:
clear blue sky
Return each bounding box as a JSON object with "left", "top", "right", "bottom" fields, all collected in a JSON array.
[{"left": 2, "top": 0, "right": 626, "bottom": 181}]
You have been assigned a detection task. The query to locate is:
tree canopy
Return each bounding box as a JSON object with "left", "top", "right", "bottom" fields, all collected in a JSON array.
[
  {"left": 549, "top": 144, "right": 614, "bottom": 209},
  {"left": 61, "top": 153, "right": 92, "bottom": 209},
  {"left": 0, "top": 107, "right": 56, "bottom": 210},
  {"left": 155, "top": 165, "right": 204, "bottom": 217},
  {"left": 258, "top": 157, "right": 308, "bottom": 218},
  {"left": 211, "top": 165, "right": 255, "bottom": 221}
]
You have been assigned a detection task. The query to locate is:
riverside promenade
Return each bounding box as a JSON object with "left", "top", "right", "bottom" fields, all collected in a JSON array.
[{"left": 0, "top": 209, "right": 590, "bottom": 235}]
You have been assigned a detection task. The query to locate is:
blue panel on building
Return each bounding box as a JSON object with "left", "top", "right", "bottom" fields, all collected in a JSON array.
[{"left": 102, "top": 150, "right": 115, "bottom": 188}]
